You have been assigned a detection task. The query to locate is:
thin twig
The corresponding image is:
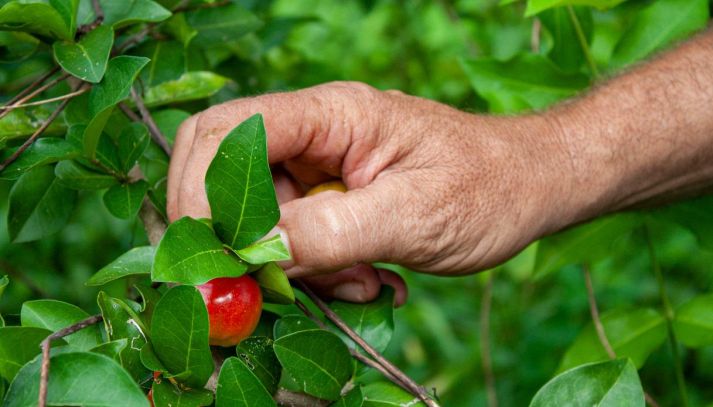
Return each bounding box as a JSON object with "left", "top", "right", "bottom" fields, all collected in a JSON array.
[
  {"left": 294, "top": 281, "right": 439, "bottom": 407},
  {"left": 0, "top": 96, "right": 73, "bottom": 172},
  {"left": 3, "top": 67, "right": 60, "bottom": 107},
  {"left": 115, "top": 25, "right": 154, "bottom": 54},
  {"left": 139, "top": 198, "right": 167, "bottom": 246},
  {"left": 77, "top": 0, "right": 104, "bottom": 34},
  {"left": 39, "top": 315, "right": 103, "bottom": 407},
  {"left": 129, "top": 88, "right": 172, "bottom": 155},
  {"left": 531, "top": 18, "right": 542, "bottom": 53},
  {"left": 273, "top": 389, "right": 329, "bottom": 407},
  {"left": 0, "top": 73, "right": 70, "bottom": 121},
  {"left": 91, "top": 0, "right": 104, "bottom": 22},
  {"left": 0, "top": 88, "right": 89, "bottom": 111},
  {"left": 480, "top": 272, "right": 497, "bottom": 407},
  {"left": 566, "top": 6, "right": 599, "bottom": 79}
]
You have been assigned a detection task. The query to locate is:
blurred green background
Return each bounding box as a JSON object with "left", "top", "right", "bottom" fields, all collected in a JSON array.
[{"left": 2, "top": 0, "right": 712, "bottom": 405}]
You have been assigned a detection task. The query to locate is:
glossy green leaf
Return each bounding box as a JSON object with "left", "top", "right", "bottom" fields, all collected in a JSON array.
[
  {"left": 235, "top": 235, "right": 291, "bottom": 264},
  {"left": 273, "top": 329, "right": 352, "bottom": 400},
  {"left": 3, "top": 352, "right": 149, "bottom": 407},
  {"left": 152, "top": 216, "right": 248, "bottom": 285},
  {"left": 100, "top": 0, "right": 171, "bottom": 28},
  {"left": 534, "top": 214, "right": 640, "bottom": 278},
  {"left": 97, "top": 291, "right": 150, "bottom": 381},
  {"left": 539, "top": 7, "right": 592, "bottom": 72},
  {"left": 331, "top": 286, "right": 394, "bottom": 354},
  {"left": 460, "top": 54, "right": 588, "bottom": 113},
  {"left": 90, "top": 339, "right": 128, "bottom": 362},
  {"left": 136, "top": 40, "right": 186, "bottom": 87},
  {"left": 611, "top": 0, "right": 708, "bottom": 69},
  {"left": 0, "top": 327, "right": 56, "bottom": 382},
  {"left": 531, "top": 359, "right": 644, "bottom": 407},
  {"left": 84, "top": 56, "right": 149, "bottom": 158},
  {"left": 143, "top": 71, "right": 228, "bottom": 107},
  {"left": 0, "top": 107, "right": 65, "bottom": 144},
  {"left": 205, "top": 114, "right": 280, "bottom": 249},
  {"left": 117, "top": 122, "right": 150, "bottom": 173},
  {"left": 674, "top": 293, "right": 713, "bottom": 348},
  {"left": 0, "top": 138, "right": 79, "bottom": 180},
  {"left": 0, "top": 1, "right": 72, "bottom": 40},
  {"left": 0, "top": 32, "right": 39, "bottom": 62},
  {"left": 103, "top": 180, "right": 149, "bottom": 219},
  {"left": 140, "top": 342, "right": 166, "bottom": 373},
  {"left": 236, "top": 336, "right": 281, "bottom": 394},
  {"left": 333, "top": 386, "right": 364, "bottom": 407},
  {"left": 273, "top": 315, "right": 319, "bottom": 340},
  {"left": 151, "top": 286, "right": 214, "bottom": 388},
  {"left": 362, "top": 382, "right": 422, "bottom": 407},
  {"left": 53, "top": 24, "right": 113, "bottom": 83},
  {"left": 21, "top": 299, "right": 102, "bottom": 351},
  {"left": 8, "top": 165, "right": 76, "bottom": 243},
  {"left": 525, "top": 0, "right": 626, "bottom": 16},
  {"left": 49, "top": 0, "right": 80, "bottom": 36},
  {"left": 86, "top": 246, "right": 155, "bottom": 286},
  {"left": 55, "top": 160, "right": 118, "bottom": 190},
  {"left": 216, "top": 357, "right": 276, "bottom": 407},
  {"left": 253, "top": 262, "right": 295, "bottom": 305},
  {"left": 152, "top": 380, "right": 213, "bottom": 407},
  {"left": 186, "top": 4, "right": 262, "bottom": 47},
  {"left": 557, "top": 308, "right": 665, "bottom": 373}
]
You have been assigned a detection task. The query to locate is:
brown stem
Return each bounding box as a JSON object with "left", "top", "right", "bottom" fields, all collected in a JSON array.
[
  {"left": 139, "top": 198, "right": 167, "bottom": 246},
  {"left": 115, "top": 25, "right": 153, "bottom": 54},
  {"left": 294, "top": 281, "right": 439, "bottom": 407},
  {"left": 0, "top": 96, "right": 73, "bottom": 172},
  {"left": 0, "top": 88, "right": 88, "bottom": 111},
  {"left": 4, "top": 67, "right": 60, "bottom": 107},
  {"left": 531, "top": 18, "right": 542, "bottom": 53},
  {"left": 273, "top": 389, "right": 329, "bottom": 407},
  {"left": 480, "top": 272, "right": 497, "bottom": 407},
  {"left": 130, "top": 88, "right": 172, "bottom": 155},
  {"left": 0, "top": 73, "right": 70, "bottom": 121},
  {"left": 38, "top": 315, "right": 103, "bottom": 407}
]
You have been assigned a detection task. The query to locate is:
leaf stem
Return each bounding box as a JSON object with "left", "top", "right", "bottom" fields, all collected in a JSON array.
[
  {"left": 130, "top": 87, "right": 172, "bottom": 155},
  {"left": 38, "top": 315, "right": 104, "bottom": 407},
  {"left": 480, "top": 271, "right": 497, "bottom": 407},
  {"left": 0, "top": 88, "right": 89, "bottom": 111},
  {"left": 3, "top": 67, "right": 60, "bottom": 107},
  {"left": 644, "top": 225, "right": 688, "bottom": 407},
  {"left": 0, "top": 73, "right": 70, "bottom": 121},
  {"left": 566, "top": 6, "right": 599, "bottom": 79}
]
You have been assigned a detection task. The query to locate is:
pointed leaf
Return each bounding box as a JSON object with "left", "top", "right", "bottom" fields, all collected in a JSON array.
[
  {"left": 330, "top": 286, "right": 394, "bottom": 354},
  {"left": 136, "top": 40, "right": 186, "bottom": 87},
  {"left": 0, "top": 138, "right": 79, "bottom": 180},
  {"left": 674, "top": 293, "right": 713, "bottom": 348},
  {"left": 103, "top": 180, "right": 149, "bottom": 219},
  {"left": 0, "top": 2, "right": 72, "bottom": 40},
  {"left": 253, "top": 262, "right": 295, "bottom": 305},
  {"left": 100, "top": 0, "right": 171, "bottom": 28},
  {"left": 235, "top": 235, "right": 291, "bottom": 264},
  {"left": 274, "top": 315, "right": 319, "bottom": 340},
  {"left": 55, "top": 160, "right": 118, "bottom": 190},
  {"left": 118, "top": 122, "right": 150, "bottom": 173},
  {"left": 151, "top": 286, "right": 214, "bottom": 388},
  {"left": 216, "top": 357, "right": 276, "bottom": 407},
  {"left": 362, "top": 382, "right": 421, "bottom": 407},
  {"left": 87, "top": 246, "right": 155, "bottom": 286},
  {"left": 205, "top": 114, "right": 280, "bottom": 249},
  {"left": 152, "top": 380, "right": 213, "bottom": 407},
  {"left": 152, "top": 217, "right": 248, "bottom": 285},
  {"left": 143, "top": 71, "right": 228, "bottom": 107},
  {"left": 53, "top": 24, "right": 113, "bottom": 83},
  {"left": 90, "top": 339, "right": 128, "bottom": 362},
  {"left": 21, "top": 300, "right": 102, "bottom": 351},
  {"left": 236, "top": 336, "right": 281, "bottom": 394},
  {"left": 8, "top": 165, "right": 76, "bottom": 243},
  {"left": 539, "top": 7, "right": 592, "bottom": 72},
  {"left": 186, "top": 4, "right": 262, "bottom": 47}
]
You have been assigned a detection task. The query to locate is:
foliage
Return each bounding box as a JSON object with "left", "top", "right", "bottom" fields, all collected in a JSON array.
[{"left": 0, "top": 0, "right": 711, "bottom": 406}]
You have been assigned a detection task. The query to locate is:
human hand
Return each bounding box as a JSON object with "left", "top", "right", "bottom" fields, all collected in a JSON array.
[{"left": 167, "top": 82, "right": 573, "bottom": 301}]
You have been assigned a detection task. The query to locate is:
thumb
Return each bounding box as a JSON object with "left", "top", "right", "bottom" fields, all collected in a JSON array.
[{"left": 278, "top": 183, "right": 402, "bottom": 277}]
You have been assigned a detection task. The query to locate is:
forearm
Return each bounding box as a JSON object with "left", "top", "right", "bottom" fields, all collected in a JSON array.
[{"left": 550, "top": 29, "right": 713, "bottom": 224}]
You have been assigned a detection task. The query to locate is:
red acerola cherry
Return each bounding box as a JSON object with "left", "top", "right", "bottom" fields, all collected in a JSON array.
[{"left": 196, "top": 275, "right": 263, "bottom": 347}]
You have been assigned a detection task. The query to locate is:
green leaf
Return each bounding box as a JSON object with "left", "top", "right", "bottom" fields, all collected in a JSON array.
[
  {"left": 332, "top": 386, "right": 364, "bottom": 407},
  {"left": 0, "top": 32, "right": 40, "bottom": 62},
  {"left": 152, "top": 217, "right": 248, "bottom": 285},
  {"left": 49, "top": 0, "right": 80, "bottom": 37},
  {"left": 652, "top": 196, "right": 713, "bottom": 251},
  {"left": 152, "top": 109, "right": 190, "bottom": 145},
  {"left": 525, "top": 0, "right": 627, "bottom": 16},
  {"left": 186, "top": 4, "right": 262, "bottom": 48},
  {"left": 115, "top": 123, "right": 150, "bottom": 173},
  {"left": 152, "top": 380, "right": 214, "bottom": 407},
  {"left": 0, "top": 327, "right": 58, "bottom": 382},
  {"left": 362, "top": 382, "right": 421, "bottom": 407},
  {"left": 87, "top": 246, "right": 155, "bottom": 286},
  {"left": 331, "top": 286, "right": 394, "bottom": 354},
  {"left": 273, "top": 329, "right": 352, "bottom": 401},
  {"left": 151, "top": 286, "right": 214, "bottom": 388},
  {"left": 21, "top": 300, "right": 102, "bottom": 351},
  {"left": 140, "top": 342, "right": 166, "bottom": 372},
  {"left": 3, "top": 352, "right": 150, "bottom": 407},
  {"left": 460, "top": 53, "right": 588, "bottom": 113},
  {"left": 674, "top": 293, "right": 713, "bottom": 348},
  {"left": 55, "top": 160, "right": 118, "bottom": 190},
  {"left": 205, "top": 114, "right": 280, "bottom": 249},
  {"left": 530, "top": 359, "right": 644, "bottom": 407},
  {"left": 0, "top": 138, "right": 79, "bottom": 180},
  {"left": 0, "top": 275, "right": 7, "bottom": 302},
  {"left": 273, "top": 315, "right": 319, "bottom": 339},
  {"left": 90, "top": 339, "right": 128, "bottom": 362},
  {"left": 8, "top": 165, "right": 76, "bottom": 243},
  {"left": 97, "top": 291, "right": 150, "bottom": 381},
  {"left": 84, "top": 55, "right": 149, "bottom": 158},
  {"left": 0, "top": 2, "right": 72, "bottom": 40},
  {"left": 216, "top": 357, "right": 276, "bottom": 407},
  {"left": 235, "top": 235, "right": 291, "bottom": 264},
  {"left": 611, "top": 0, "right": 708, "bottom": 69},
  {"left": 539, "top": 6, "right": 592, "bottom": 72},
  {"left": 0, "top": 107, "right": 65, "bottom": 144},
  {"left": 557, "top": 308, "right": 666, "bottom": 373},
  {"left": 236, "top": 336, "right": 281, "bottom": 394},
  {"left": 253, "top": 262, "right": 295, "bottom": 305},
  {"left": 136, "top": 40, "right": 186, "bottom": 87},
  {"left": 100, "top": 0, "right": 171, "bottom": 28},
  {"left": 53, "top": 24, "right": 114, "bottom": 83},
  {"left": 143, "top": 71, "right": 228, "bottom": 107},
  {"left": 534, "top": 214, "right": 640, "bottom": 278},
  {"left": 103, "top": 180, "right": 149, "bottom": 219}
]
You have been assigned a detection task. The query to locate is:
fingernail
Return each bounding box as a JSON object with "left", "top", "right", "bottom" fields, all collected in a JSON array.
[
  {"left": 264, "top": 226, "right": 295, "bottom": 270},
  {"left": 332, "top": 282, "right": 368, "bottom": 302}
]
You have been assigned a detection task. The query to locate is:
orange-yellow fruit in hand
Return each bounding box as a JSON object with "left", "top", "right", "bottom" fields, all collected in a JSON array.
[
  {"left": 305, "top": 180, "right": 347, "bottom": 196},
  {"left": 196, "top": 275, "right": 262, "bottom": 347}
]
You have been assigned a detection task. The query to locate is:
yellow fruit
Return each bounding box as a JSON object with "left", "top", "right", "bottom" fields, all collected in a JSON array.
[{"left": 305, "top": 180, "right": 347, "bottom": 196}]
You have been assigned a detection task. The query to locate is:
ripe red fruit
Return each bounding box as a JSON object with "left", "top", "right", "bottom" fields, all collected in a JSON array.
[{"left": 197, "top": 275, "right": 263, "bottom": 347}]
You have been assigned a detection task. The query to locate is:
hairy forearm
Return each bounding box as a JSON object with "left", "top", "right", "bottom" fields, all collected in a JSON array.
[{"left": 550, "top": 29, "right": 713, "bottom": 223}]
